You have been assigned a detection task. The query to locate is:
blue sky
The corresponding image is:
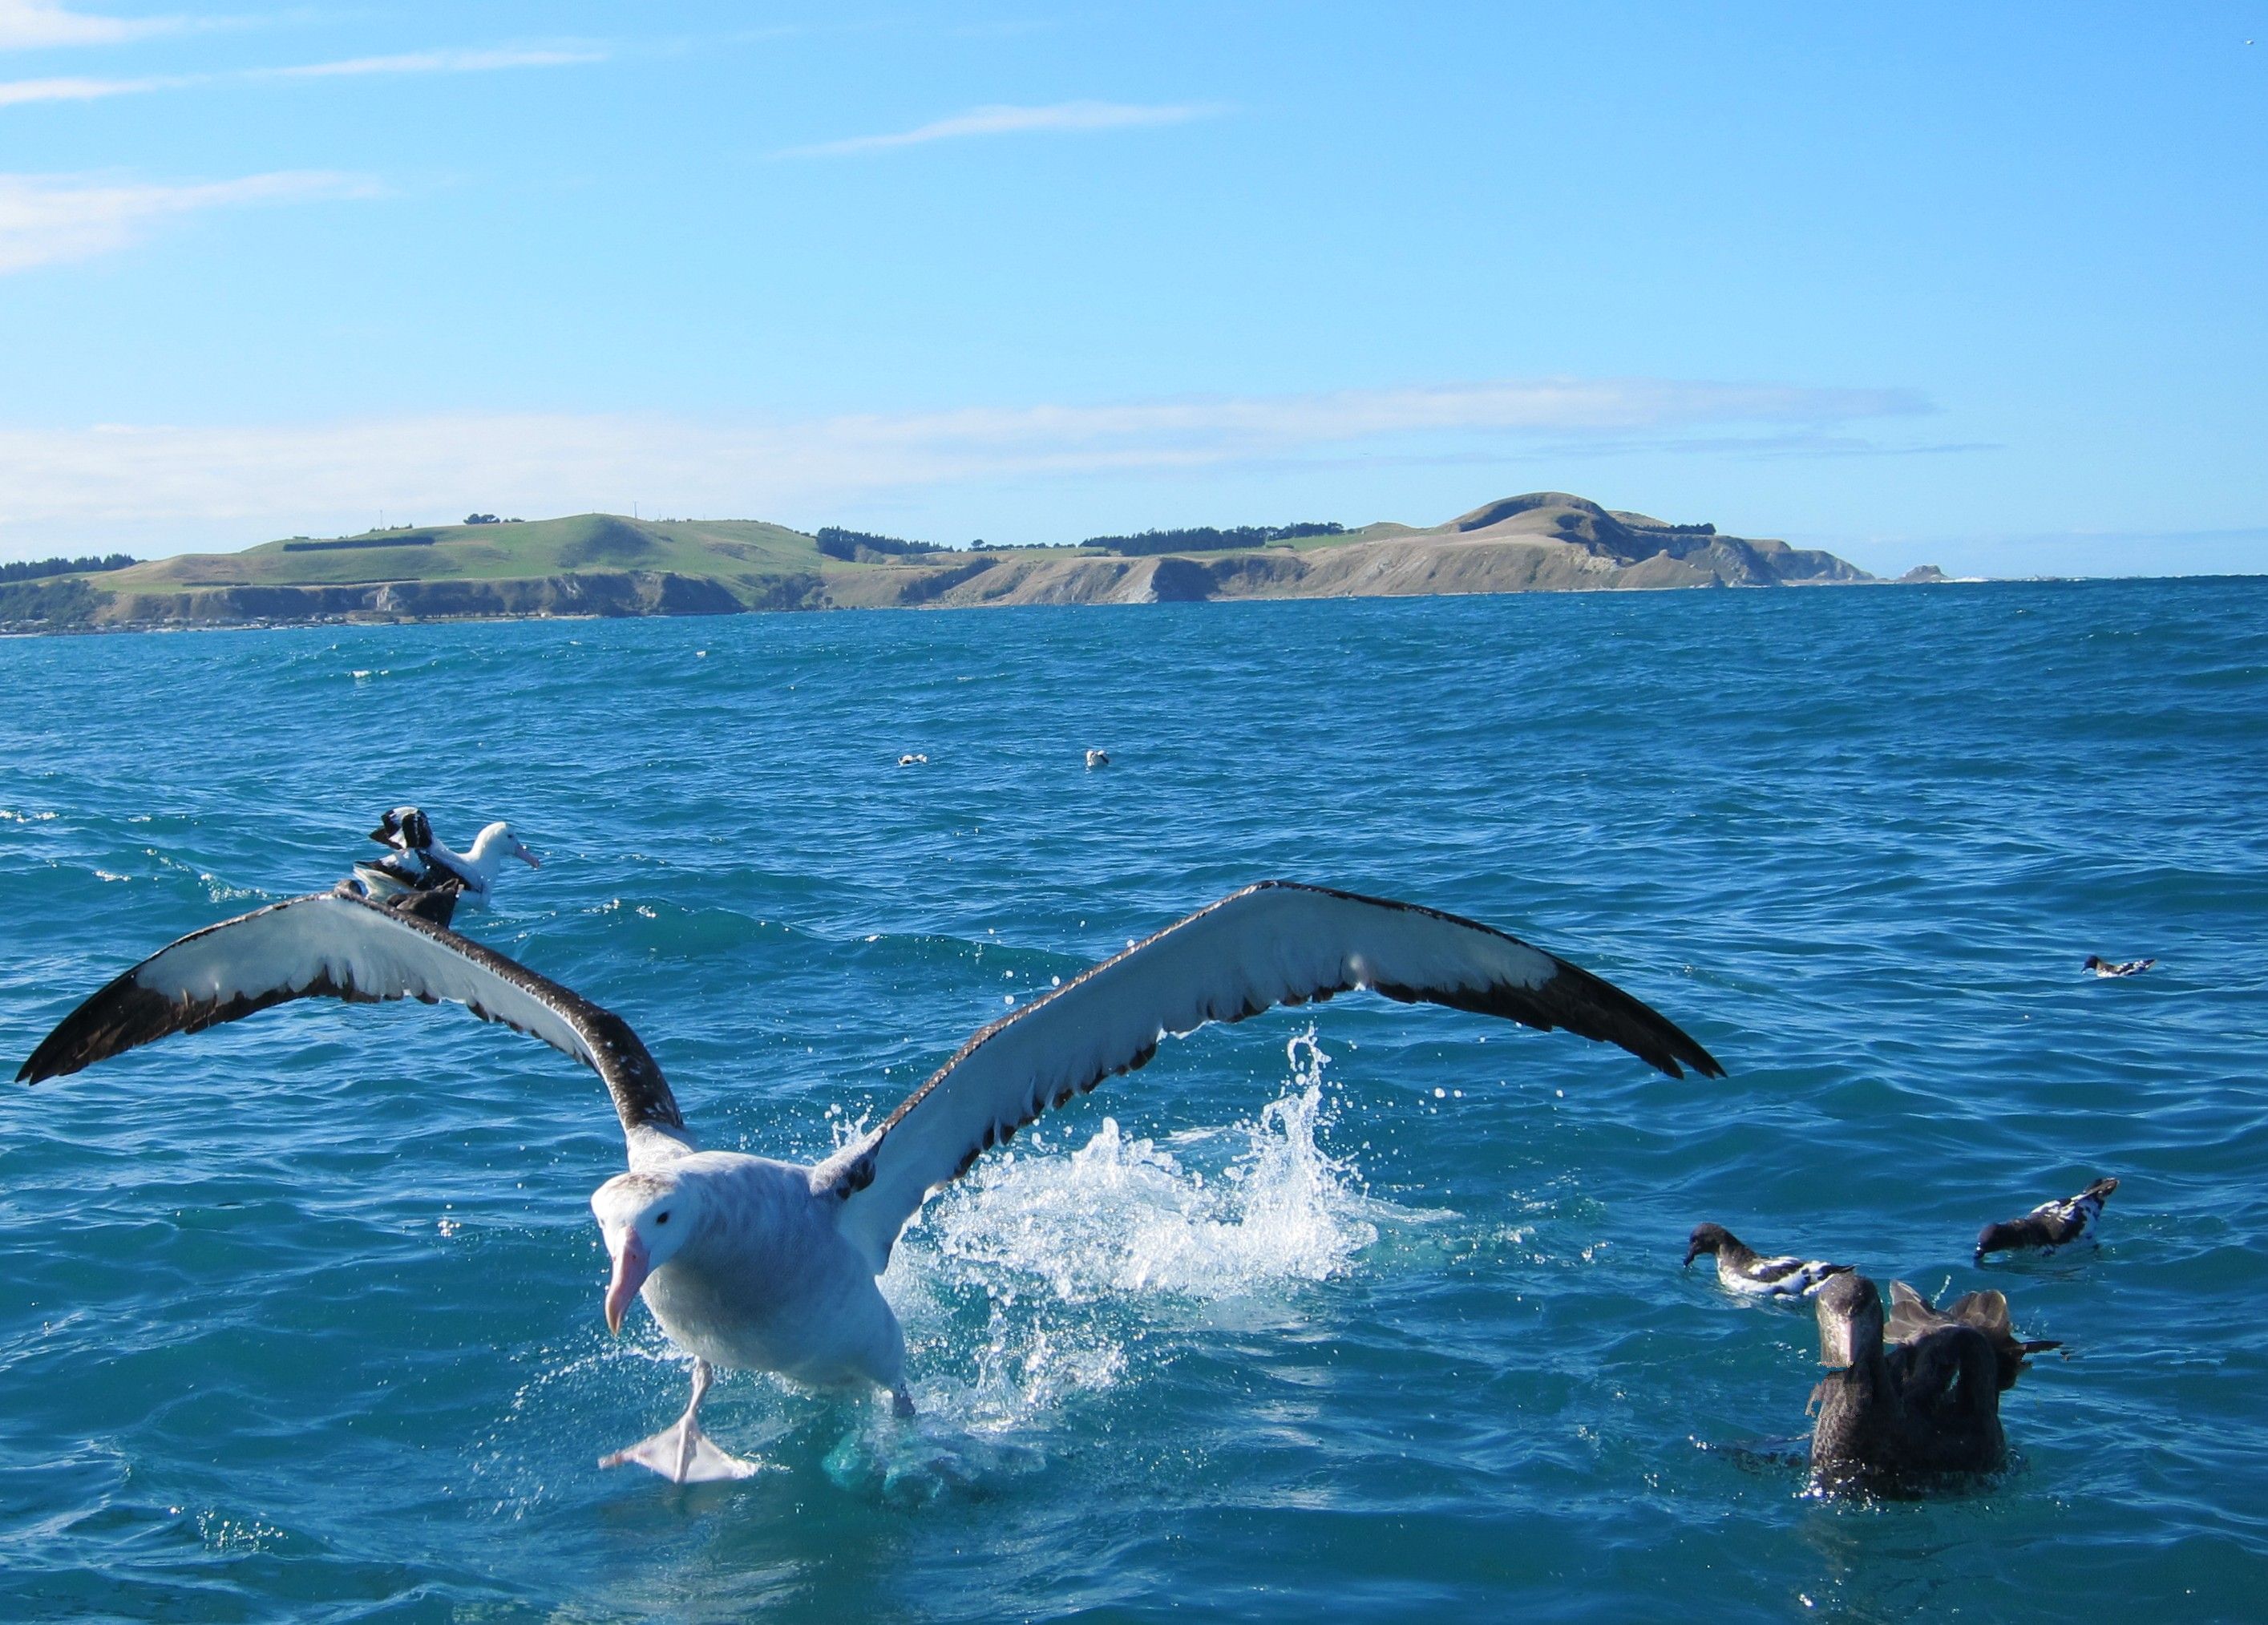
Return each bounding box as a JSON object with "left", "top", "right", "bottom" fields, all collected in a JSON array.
[{"left": 1, "top": 2, "right": 2263, "bottom": 576}]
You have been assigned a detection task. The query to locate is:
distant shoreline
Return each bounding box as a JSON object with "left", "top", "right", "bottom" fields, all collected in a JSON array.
[
  {"left": 0, "top": 492, "right": 1922, "bottom": 636},
  {"left": 0, "top": 576, "right": 2066, "bottom": 645}
]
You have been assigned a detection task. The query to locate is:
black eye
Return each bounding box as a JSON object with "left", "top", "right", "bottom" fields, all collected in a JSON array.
[{"left": 656, "top": 1211, "right": 671, "bottom": 1224}]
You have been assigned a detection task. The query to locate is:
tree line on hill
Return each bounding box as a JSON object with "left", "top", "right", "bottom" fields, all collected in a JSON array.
[
  {"left": 815, "top": 520, "right": 1348, "bottom": 562},
  {"left": 0, "top": 552, "right": 135, "bottom": 584},
  {"left": 815, "top": 527, "right": 950, "bottom": 561},
  {"left": 1080, "top": 522, "right": 1343, "bottom": 556}
]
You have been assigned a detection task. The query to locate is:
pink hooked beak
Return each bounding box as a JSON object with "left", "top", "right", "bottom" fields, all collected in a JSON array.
[
  {"left": 518, "top": 846, "right": 544, "bottom": 870},
  {"left": 604, "top": 1233, "right": 651, "bottom": 1335}
]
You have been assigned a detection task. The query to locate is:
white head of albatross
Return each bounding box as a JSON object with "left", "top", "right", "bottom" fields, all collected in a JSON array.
[
  {"left": 441, "top": 821, "right": 542, "bottom": 892},
  {"left": 19, "top": 878, "right": 1722, "bottom": 1485},
  {"left": 592, "top": 1168, "right": 702, "bottom": 1333}
]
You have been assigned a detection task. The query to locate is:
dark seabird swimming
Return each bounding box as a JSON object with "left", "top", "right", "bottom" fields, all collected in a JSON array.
[
  {"left": 1886, "top": 1280, "right": 2061, "bottom": 1392},
  {"left": 1975, "top": 1176, "right": 2118, "bottom": 1262},
  {"left": 1684, "top": 1223, "right": 1853, "bottom": 1300},
  {"left": 18, "top": 879, "right": 1721, "bottom": 1485},
  {"left": 2084, "top": 954, "right": 2155, "bottom": 977},
  {"left": 1808, "top": 1272, "right": 2006, "bottom": 1498}
]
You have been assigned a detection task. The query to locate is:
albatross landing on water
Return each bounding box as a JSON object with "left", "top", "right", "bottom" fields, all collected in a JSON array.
[{"left": 18, "top": 880, "right": 1722, "bottom": 1486}]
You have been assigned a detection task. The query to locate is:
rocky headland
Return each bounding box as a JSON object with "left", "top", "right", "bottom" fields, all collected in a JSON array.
[{"left": 0, "top": 493, "right": 1880, "bottom": 633}]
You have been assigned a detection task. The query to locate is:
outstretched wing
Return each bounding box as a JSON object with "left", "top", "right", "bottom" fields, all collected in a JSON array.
[
  {"left": 1888, "top": 1281, "right": 2060, "bottom": 1391},
  {"left": 1886, "top": 1279, "right": 1947, "bottom": 1343},
  {"left": 18, "top": 888, "right": 691, "bottom": 1163},
  {"left": 818, "top": 881, "right": 1721, "bottom": 1270}
]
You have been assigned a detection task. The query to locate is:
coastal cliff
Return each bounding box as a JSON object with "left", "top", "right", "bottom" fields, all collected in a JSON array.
[
  {"left": 828, "top": 496, "right": 1866, "bottom": 608},
  {"left": 0, "top": 494, "right": 1874, "bottom": 633}
]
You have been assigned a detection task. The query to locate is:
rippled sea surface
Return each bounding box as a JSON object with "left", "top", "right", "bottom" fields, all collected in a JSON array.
[{"left": 2, "top": 581, "right": 2265, "bottom": 1623}]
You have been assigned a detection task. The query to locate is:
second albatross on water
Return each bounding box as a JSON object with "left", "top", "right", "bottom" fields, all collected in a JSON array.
[{"left": 18, "top": 879, "right": 1720, "bottom": 1484}]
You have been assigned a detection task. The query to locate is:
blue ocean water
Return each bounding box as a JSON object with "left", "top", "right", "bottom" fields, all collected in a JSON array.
[{"left": 1, "top": 580, "right": 2264, "bottom": 1623}]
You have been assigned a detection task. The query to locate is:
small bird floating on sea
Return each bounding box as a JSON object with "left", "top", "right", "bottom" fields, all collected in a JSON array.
[
  {"left": 1085, "top": 749, "right": 1110, "bottom": 770},
  {"left": 1886, "top": 1280, "right": 2061, "bottom": 1392},
  {"left": 19, "top": 879, "right": 1722, "bottom": 1484},
  {"left": 1975, "top": 1177, "right": 2117, "bottom": 1262},
  {"left": 1808, "top": 1272, "right": 2008, "bottom": 1498},
  {"left": 897, "top": 753, "right": 928, "bottom": 767},
  {"left": 1684, "top": 1223, "right": 1854, "bottom": 1300},
  {"left": 2084, "top": 954, "right": 2155, "bottom": 978},
  {"left": 353, "top": 807, "right": 540, "bottom": 908}
]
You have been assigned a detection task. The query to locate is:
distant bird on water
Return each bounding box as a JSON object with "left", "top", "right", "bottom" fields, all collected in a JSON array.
[
  {"left": 897, "top": 753, "right": 928, "bottom": 767},
  {"left": 18, "top": 879, "right": 1720, "bottom": 1485},
  {"left": 1085, "top": 749, "right": 1110, "bottom": 770},
  {"left": 2084, "top": 954, "right": 2155, "bottom": 978},
  {"left": 1684, "top": 1223, "right": 1853, "bottom": 1300},
  {"left": 1975, "top": 1176, "right": 2118, "bottom": 1262}
]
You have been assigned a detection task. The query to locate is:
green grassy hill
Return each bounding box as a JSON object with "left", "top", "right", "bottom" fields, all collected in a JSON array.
[
  {"left": 0, "top": 496, "right": 1874, "bottom": 633},
  {"left": 106, "top": 514, "right": 826, "bottom": 592}
]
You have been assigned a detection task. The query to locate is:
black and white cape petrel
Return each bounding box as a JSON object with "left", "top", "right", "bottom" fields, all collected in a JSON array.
[
  {"left": 1684, "top": 1223, "right": 1854, "bottom": 1300},
  {"left": 18, "top": 880, "right": 1720, "bottom": 1485},
  {"left": 1975, "top": 1177, "right": 2118, "bottom": 1262}
]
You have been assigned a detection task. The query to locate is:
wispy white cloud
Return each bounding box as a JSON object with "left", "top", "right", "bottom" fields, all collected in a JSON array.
[
  {"left": 0, "top": 378, "right": 1924, "bottom": 556},
  {"left": 782, "top": 99, "right": 1224, "bottom": 158},
  {"left": 0, "top": 40, "right": 608, "bottom": 108},
  {"left": 0, "top": 169, "right": 378, "bottom": 273},
  {"left": 0, "top": 0, "right": 184, "bottom": 50},
  {"left": 257, "top": 46, "right": 607, "bottom": 80},
  {"left": 0, "top": 68, "right": 169, "bottom": 103}
]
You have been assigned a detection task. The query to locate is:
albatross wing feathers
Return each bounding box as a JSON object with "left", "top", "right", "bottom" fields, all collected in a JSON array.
[
  {"left": 817, "top": 881, "right": 1720, "bottom": 1271},
  {"left": 17, "top": 889, "right": 690, "bottom": 1162}
]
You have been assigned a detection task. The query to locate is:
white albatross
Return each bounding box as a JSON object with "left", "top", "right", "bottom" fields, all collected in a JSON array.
[
  {"left": 354, "top": 811, "right": 540, "bottom": 907},
  {"left": 18, "top": 879, "right": 1722, "bottom": 1484}
]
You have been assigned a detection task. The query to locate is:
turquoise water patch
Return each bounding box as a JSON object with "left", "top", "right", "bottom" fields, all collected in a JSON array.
[{"left": 2, "top": 582, "right": 2264, "bottom": 1619}]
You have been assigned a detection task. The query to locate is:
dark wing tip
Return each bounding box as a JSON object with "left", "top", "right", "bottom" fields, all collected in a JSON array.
[
  {"left": 18, "top": 1040, "right": 75, "bottom": 1084},
  {"left": 18, "top": 973, "right": 181, "bottom": 1085},
  {"left": 1368, "top": 956, "right": 1721, "bottom": 1080},
  {"left": 1260, "top": 882, "right": 1725, "bottom": 1078},
  {"left": 1522, "top": 957, "right": 1725, "bottom": 1079}
]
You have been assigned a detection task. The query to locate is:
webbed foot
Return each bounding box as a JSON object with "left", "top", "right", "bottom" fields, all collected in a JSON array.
[
  {"left": 600, "top": 1356, "right": 764, "bottom": 1484},
  {"left": 599, "top": 1419, "right": 762, "bottom": 1483}
]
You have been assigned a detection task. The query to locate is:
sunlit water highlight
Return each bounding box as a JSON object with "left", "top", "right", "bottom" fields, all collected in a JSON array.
[{"left": 2, "top": 581, "right": 2265, "bottom": 1620}]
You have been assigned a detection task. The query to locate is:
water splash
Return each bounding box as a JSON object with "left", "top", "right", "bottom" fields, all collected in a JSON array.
[
  {"left": 813, "top": 1032, "right": 1390, "bottom": 1499},
  {"left": 875, "top": 1033, "right": 1375, "bottom": 1419},
  {"left": 909, "top": 1026, "right": 1377, "bottom": 1308}
]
